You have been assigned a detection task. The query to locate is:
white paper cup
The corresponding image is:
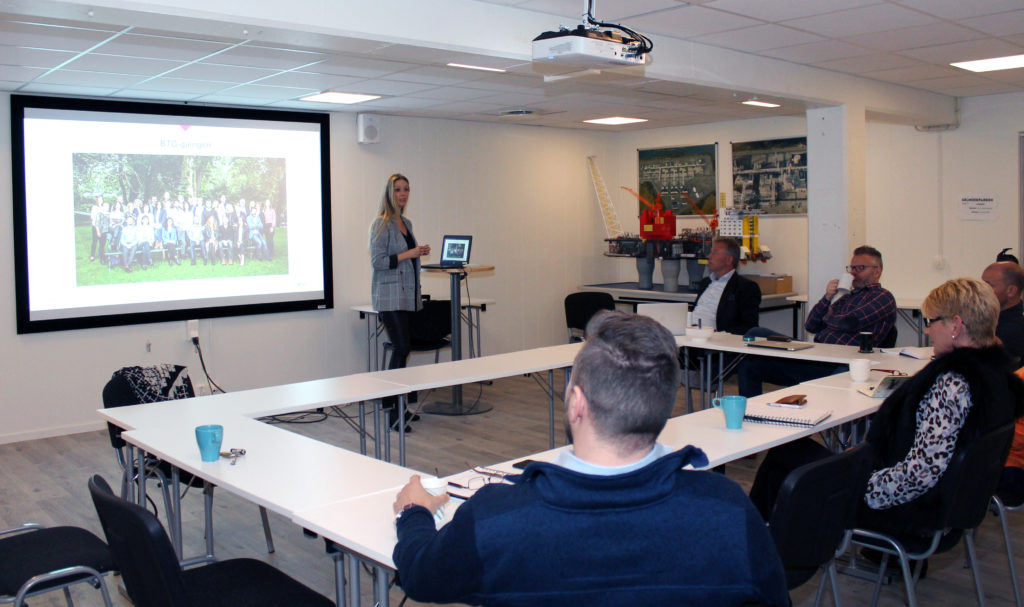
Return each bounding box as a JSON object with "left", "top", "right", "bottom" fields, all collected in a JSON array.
[
  {"left": 849, "top": 358, "right": 872, "bottom": 383},
  {"left": 420, "top": 476, "right": 447, "bottom": 522},
  {"left": 837, "top": 272, "right": 854, "bottom": 293}
]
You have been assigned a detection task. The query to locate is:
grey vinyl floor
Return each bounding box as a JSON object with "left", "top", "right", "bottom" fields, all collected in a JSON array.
[{"left": 2, "top": 373, "right": 1023, "bottom": 606}]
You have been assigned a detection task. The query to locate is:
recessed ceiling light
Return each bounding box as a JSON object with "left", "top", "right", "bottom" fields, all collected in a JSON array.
[
  {"left": 951, "top": 54, "right": 1024, "bottom": 72},
  {"left": 742, "top": 99, "right": 780, "bottom": 108},
  {"left": 583, "top": 116, "right": 648, "bottom": 125},
  {"left": 300, "top": 92, "right": 381, "bottom": 104},
  {"left": 447, "top": 62, "right": 507, "bottom": 73}
]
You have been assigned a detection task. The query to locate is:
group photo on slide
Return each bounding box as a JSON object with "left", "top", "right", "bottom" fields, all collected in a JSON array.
[{"left": 72, "top": 153, "right": 290, "bottom": 285}]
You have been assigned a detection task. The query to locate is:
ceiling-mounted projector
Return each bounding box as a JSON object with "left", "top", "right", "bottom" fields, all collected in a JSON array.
[{"left": 532, "top": 27, "right": 648, "bottom": 70}]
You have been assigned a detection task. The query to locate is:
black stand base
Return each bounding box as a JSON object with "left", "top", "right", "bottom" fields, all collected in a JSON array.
[{"left": 422, "top": 401, "right": 493, "bottom": 416}]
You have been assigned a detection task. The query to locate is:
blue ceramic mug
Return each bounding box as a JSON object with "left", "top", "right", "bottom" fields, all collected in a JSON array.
[
  {"left": 195, "top": 424, "right": 223, "bottom": 462},
  {"left": 713, "top": 395, "right": 747, "bottom": 430}
]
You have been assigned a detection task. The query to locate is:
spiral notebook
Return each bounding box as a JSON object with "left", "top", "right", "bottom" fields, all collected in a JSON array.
[{"left": 743, "top": 402, "right": 832, "bottom": 427}]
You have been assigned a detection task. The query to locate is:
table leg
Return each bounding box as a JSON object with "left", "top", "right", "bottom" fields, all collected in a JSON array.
[
  {"left": 717, "top": 351, "right": 724, "bottom": 399},
  {"left": 348, "top": 554, "right": 360, "bottom": 607},
  {"left": 171, "top": 467, "right": 183, "bottom": 560},
  {"left": 683, "top": 347, "right": 693, "bottom": 414},
  {"left": 373, "top": 400, "right": 382, "bottom": 460},
  {"left": 374, "top": 565, "right": 390, "bottom": 607},
  {"left": 548, "top": 369, "right": 555, "bottom": 449},
  {"left": 398, "top": 394, "right": 406, "bottom": 467},
  {"left": 358, "top": 401, "right": 366, "bottom": 456},
  {"left": 136, "top": 447, "right": 146, "bottom": 507}
]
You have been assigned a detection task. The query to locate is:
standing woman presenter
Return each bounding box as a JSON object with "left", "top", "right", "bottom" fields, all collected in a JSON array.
[{"left": 370, "top": 174, "right": 430, "bottom": 431}]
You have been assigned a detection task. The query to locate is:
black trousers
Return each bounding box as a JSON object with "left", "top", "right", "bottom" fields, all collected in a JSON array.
[{"left": 380, "top": 310, "right": 417, "bottom": 408}]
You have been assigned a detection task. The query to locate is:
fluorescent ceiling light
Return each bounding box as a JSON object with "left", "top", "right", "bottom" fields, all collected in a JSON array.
[
  {"left": 583, "top": 116, "right": 648, "bottom": 125},
  {"left": 742, "top": 99, "right": 780, "bottom": 108},
  {"left": 301, "top": 92, "right": 381, "bottom": 104},
  {"left": 447, "top": 62, "right": 506, "bottom": 73},
  {"left": 951, "top": 54, "right": 1024, "bottom": 72}
]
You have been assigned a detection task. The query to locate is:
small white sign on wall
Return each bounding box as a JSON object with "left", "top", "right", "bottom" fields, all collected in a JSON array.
[{"left": 960, "top": 194, "right": 996, "bottom": 220}]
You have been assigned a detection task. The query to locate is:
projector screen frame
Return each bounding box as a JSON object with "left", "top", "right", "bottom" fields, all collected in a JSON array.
[{"left": 11, "top": 94, "right": 334, "bottom": 334}]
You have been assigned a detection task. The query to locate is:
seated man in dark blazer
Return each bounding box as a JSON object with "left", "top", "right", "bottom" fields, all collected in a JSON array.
[{"left": 690, "top": 236, "right": 762, "bottom": 334}]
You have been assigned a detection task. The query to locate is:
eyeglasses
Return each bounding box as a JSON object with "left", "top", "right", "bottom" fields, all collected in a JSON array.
[
  {"left": 923, "top": 316, "right": 945, "bottom": 328},
  {"left": 846, "top": 265, "right": 879, "bottom": 273}
]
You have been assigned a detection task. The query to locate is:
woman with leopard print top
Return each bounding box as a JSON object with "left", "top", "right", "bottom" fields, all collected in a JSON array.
[{"left": 749, "top": 278, "right": 1024, "bottom": 538}]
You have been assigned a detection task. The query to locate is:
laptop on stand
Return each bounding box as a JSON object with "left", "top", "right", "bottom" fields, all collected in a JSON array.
[{"left": 422, "top": 235, "right": 473, "bottom": 269}]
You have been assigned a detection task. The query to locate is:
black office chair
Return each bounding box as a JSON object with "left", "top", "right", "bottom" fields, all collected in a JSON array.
[
  {"left": 768, "top": 443, "right": 873, "bottom": 606},
  {"left": 0, "top": 523, "right": 114, "bottom": 607},
  {"left": 850, "top": 422, "right": 1016, "bottom": 607},
  {"left": 88, "top": 475, "right": 334, "bottom": 607},
  {"left": 382, "top": 299, "right": 453, "bottom": 368},
  {"left": 989, "top": 487, "right": 1024, "bottom": 607},
  {"left": 102, "top": 365, "right": 274, "bottom": 564},
  {"left": 879, "top": 325, "right": 898, "bottom": 348},
  {"left": 564, "top": 292, "right": 615, "bottom": 343}
]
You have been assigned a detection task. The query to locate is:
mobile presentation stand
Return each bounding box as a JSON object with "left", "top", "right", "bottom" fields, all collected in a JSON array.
[{"left": 423, "top": 265, "right": 494, "bottom": 415}]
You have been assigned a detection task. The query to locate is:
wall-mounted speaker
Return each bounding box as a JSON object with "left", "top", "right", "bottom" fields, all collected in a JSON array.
[{"left": 357, "top": 113, "right": 380, "bottom": 144}]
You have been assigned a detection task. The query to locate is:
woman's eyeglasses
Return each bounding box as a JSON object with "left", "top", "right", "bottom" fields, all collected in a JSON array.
[{"left": 923, "top": 317, "right": 945, "bottom": 328}]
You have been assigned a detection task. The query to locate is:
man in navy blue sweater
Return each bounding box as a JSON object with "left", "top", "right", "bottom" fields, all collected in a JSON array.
[{"left": 391, "top": 311, "right": 788, "bottom": 606}]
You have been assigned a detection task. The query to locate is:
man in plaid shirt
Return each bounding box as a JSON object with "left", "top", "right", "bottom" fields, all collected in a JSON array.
[{"left": 738, "top": 245, "right": 896, "bottom": 396}]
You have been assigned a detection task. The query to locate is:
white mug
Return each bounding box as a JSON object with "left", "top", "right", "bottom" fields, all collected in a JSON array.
[
  {"left": 849, "top": 358, "right": 872, "bottom": 382},
  {"left": 420, "top": 476, "right": 447, "bottom": 523}
]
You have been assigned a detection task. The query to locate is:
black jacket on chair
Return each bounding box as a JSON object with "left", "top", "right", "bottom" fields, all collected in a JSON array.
[{"left": 694, "top": 273, "right": 762, "bottom": 335}]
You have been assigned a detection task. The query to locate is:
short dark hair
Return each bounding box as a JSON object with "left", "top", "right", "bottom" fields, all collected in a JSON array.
[
  {"left": 853, "top": 245, "right": 883, "bottom": 270},
  {"left": 572, "top": 311, "right": 679, "bottom": 451},
  {"left": 713, "top": 236, "right": 742, "bottom": 269}
]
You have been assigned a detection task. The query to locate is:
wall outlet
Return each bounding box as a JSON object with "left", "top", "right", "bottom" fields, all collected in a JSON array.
[
  {"left": 187, "top": 319, "right": 199, "bottom": 340},
  {"left": 196, "top": 384, "right": 210, "bottom": 396}
]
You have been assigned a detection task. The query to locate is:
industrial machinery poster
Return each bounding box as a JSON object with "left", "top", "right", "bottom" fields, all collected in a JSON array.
[
  {"left": 637, "top": 144, "right": 717, "bottom": 217},
  {"left": 731, "top": 137, "right": 808, "bottom": 215}
]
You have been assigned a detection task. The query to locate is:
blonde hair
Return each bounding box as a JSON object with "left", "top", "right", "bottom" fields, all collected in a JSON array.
[
  {"left": 370, "top": 173, "right": 409, "bottom": 239},
  {"left": 922, "top": 277, "right": 999, "bottom": 346}
]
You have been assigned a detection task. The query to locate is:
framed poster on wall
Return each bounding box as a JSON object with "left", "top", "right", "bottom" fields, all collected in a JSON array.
[
  {"left": 732, "top": 137, "right": 807, "bottom": 215},
  {"left": 638, "top": 144, "right": 717, "bottom": 217}
]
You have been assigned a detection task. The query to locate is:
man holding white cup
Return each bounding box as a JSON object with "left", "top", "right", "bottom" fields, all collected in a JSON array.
[{"left": 738, "top": 245, "right": 897, "bottom": 396}]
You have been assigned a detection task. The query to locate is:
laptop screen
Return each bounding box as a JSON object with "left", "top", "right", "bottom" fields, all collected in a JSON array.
[{"left": 441, "top": 235, "right": 472, "bottom": 264}]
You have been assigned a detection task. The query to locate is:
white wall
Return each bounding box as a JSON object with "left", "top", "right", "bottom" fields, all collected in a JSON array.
[
  {"left": 867, "top": 92, "right": 1024, "bottom": 300},
  {"left": 0, "top": 99, "right": 617, "bottom": 443}
]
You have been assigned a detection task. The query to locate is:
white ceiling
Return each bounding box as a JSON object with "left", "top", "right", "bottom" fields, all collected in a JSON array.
[{"left": 1, "top": 0, "right": 1023, "bottom": 129}]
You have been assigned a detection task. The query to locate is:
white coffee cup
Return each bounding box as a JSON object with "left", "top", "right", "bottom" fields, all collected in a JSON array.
[
  {"left": 420, "top": 476, "right": 447, "bottom": 523},
  {"left": 849, "top": 358, "right": 872, "bottom": 383},
  {"left": 837, "top": 272, "right": 854, "bottom": 293}
]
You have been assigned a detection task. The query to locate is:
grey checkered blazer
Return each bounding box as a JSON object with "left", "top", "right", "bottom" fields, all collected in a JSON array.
[{"left": 370, "top": 216, "right": 422, "bottom": 312}]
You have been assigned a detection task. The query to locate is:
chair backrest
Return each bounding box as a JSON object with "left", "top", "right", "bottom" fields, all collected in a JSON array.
[
  {"left": 88, "top": 474, "right": 189, "bottom": 607},
  {"left": 564, "top": 292, "right": 615, "bottom": 337},
  {"left": 879, "top": 325, "right": 898, "bottom": 348},
  {"left": 102, "top": 365, "right": 195, "bottom": 449},
  {"left": 409, "top": 299, "right": 452, "bottom": 345},
  {"left": 769, "top": 443, "right": 873, "bottom": 588},
  {"left": 937, "top": 422, "right": 1016, "bottom": 532}
]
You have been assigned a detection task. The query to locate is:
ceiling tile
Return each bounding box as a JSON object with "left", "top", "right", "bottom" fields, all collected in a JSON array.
[
  {"left": 36, "top": 69, "right": 144, "bottom": 88},
  {"left": 0, "top": 65, "right": 47, "bottom": 82},
  {"left": 172, "top": 62, "right": 281, "bottom": 83},
  {"left": 63, "top": 53, "right": 186, "bottom": 76},
  {"left": 896, "top": 0, "right": 1024, "bottom": 21},
  {"left": 257, "top": 71, "right": 363, "bottom": 90},
  {"left": 783, "top": 4, "right": 936, "bottom": 38},
  {"left": 961, "top": 10, "right": 1024, "bottom": 38},
  {"left": 625, "top": 6, "right": 763, "bottom": 38},
  {"left": 693, "top": 24, "right": 825, "bottom": 52},
  {"left": 130, "top": 77, "right": 232, "bottom": 94},
  {"left": 0, "top": 45, "right": 77, "bottom": 69},
  {"left": 211, "top": 83, "right": 317, "bottom": 99},
  {"left": 348, "top": 96, "right": 446, "bottom": 110},
  {"left": 114, "top": 89, "right": 195, "bottom": 102},
  {"left": 899, "top": 38, "right": 1024, "bottom": 64},
  {"left": 814, "top": 52, "right": 923, "bottom": 73},
  {"left": 843, "top": 23, "right": 986, "bottom": 52},
  {"left": 762, "top": 39, "right": 873, "bottom": 63},
  {"left": 98, "top": 33, "right": 232, "bottom": 62},
  {"left": 19, "top": 82, "right": 122, "bottom": 96},
  {"left": 0, "top": 19, "right": 119, "bottom": 52},
  {"left": 342, "top": 79, "right": 437, "bottom": 95},
  {"left": 707, "top": 0, "right": 882, "bottom": 22},
  {"left": 314, "top": 55, "right": 419, "bottom": 78},
  {"left": 207, "top": 44, "right": 329, "bottom": 70},
  {"left": 861, "top": 64, "right": 964, "bottom": 82},
  {"left": 934, "top": 81, "right": 1024, "bottom": 96},
  {"left": 380, "top": 66, "right": 480, "bottom": 86},
  {"left": 408, "top": 86, "right": 495, "bottom": 101}
]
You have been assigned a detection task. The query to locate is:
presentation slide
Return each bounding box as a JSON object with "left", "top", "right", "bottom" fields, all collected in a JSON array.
[{"left": 12, "top": 97, "right": 332, "bottom": 332}]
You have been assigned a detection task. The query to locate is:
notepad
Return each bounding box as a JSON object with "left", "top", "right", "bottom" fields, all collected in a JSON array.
[
  {"left": 880, "top": 346, "right": 932, "bottom": 360},
  {"left": 743, "top": 402, "right": 832, "bottom": 427}
]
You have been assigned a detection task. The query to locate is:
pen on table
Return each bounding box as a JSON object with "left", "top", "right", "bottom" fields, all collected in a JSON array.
[
  {"left": 448, "top": 480, "right": 470, "bottom": 489},
  {"left": 769, "top": 402, "right": 805, "bottom": 409}
]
